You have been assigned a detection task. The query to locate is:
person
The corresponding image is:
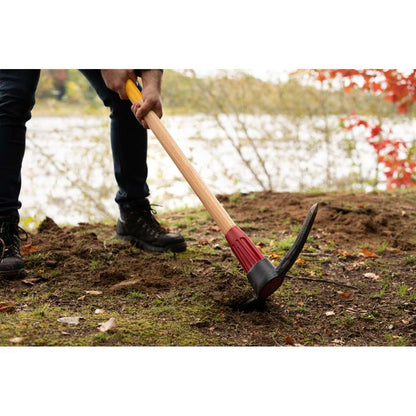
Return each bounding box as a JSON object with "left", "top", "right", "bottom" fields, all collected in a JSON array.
[{"left": 0, "top": 69, "right": 186, "bottom": 279}]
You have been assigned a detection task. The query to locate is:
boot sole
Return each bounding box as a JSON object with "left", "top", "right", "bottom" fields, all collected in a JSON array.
[
  {"left": 115, "top": 233, "right": 187, "bottom": 253},
  {"left": 0, "top": 268, "right": 27, "bottom": 280}
]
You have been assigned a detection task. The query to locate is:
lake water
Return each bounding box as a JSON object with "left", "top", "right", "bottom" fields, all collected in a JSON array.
[{"left": 20, "top": 114, "right": 416, "bottom": 225}]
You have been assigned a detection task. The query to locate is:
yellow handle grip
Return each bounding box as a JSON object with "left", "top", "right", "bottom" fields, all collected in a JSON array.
[{"left": 126, "top": 79, "right": 143, "bottom": 103}]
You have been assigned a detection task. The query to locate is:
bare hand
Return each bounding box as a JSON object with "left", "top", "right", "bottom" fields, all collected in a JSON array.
[
  {"left": 131, "top": 70, "right": 163, "bottom": 129},
  {"left": 101, "top": 69, "right": 137, "bottom": 100}
]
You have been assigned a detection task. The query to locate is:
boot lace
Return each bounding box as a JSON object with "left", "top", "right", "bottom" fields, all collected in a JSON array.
[
  {"left": 138, "top": 205, "right": 167, "bottom": 238},
  {"left": 122, "top": 204, "right": 168, "bottom": 240}
]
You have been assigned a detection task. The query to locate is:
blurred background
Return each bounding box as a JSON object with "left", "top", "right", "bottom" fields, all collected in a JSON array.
[{"left": 21, "top": 69, "right": 416, "bottom": 227}]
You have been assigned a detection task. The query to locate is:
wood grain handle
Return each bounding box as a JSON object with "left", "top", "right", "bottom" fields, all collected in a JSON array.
[{"left": 125, "top": 79, "right": 236, "bottom": 234}]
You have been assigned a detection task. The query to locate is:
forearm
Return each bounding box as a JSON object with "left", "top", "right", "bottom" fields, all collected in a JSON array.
[{"left": 139, "top": 69, "right": 163, "bottom": 92}]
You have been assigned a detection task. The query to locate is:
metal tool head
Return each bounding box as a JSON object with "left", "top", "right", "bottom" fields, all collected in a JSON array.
[{"left": 248, "top": 202, "right": 319, "bottom": 299}]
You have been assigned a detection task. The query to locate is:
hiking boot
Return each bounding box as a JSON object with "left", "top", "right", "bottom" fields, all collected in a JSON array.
[
  {"left": 115, "top": 204, "right": 186, "bottom": 253},
  {"left": 0, "top": 217, "right": 27, "bottom": 279}
]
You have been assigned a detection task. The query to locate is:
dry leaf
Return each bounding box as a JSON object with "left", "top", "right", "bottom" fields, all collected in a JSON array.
[
  {"left": 85, "top": 290, "right": 103, "bottom": 296},
  {"left": 325, "top": 311, "right": 335, "bottom": 316},
  {"left": 77, "top": 295, "right": 86, "bottom": 301},
  {"left": 9, "top": 337, "right": 24, "bottom": 344},
  {"left": 94, "top": 308, "right": 105, "bottom": 314},
  {"left": 284, "top": 336, "right": 296, "bottom": 345},
  {"left": 334, "top": 249, "right": 352, "bottom": 257},
  {"left": 364, "top": 272, "right": 380, "bottom": 281},
  {"left": 57, "top": 316, "right": 82, "bottom": 325},
  {"left": 337, "top": 291, "right": 354, "bottom": 300},
  {"left": 295, "top": 258, "right": 307, "bottom": 265},
  {"left": 358, "top": 248, "right": 379, "bottom": 258},
  {"left": 97, "top": 317, "right": 116, "bottom": 333},
  {"left": 268, "top": 252, "right": 280, "bottom": 260},
  {"left": 21, "top": 244, "right": 40, "bottom": 255},
  {"left": 0, "top": 301, "right": 15, "bottom": 313}
]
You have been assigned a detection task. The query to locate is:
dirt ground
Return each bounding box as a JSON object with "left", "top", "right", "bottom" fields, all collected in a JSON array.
[{"left": 1, "top": 190, "right": 416, "bottom": 346}]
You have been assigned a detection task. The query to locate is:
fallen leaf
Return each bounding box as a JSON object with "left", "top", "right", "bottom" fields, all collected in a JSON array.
[
  {"left": 334, "top": 249, "right": 352, "bottom": 257},
  {"left": 325, "top": 311, "right": 335, "bottom": 316},
  {"left": 208, "top": 225, "right": 220, "bottom": 232},
  {"left": 77, "top": 295, "right": 86, "bottom": 301},
  {"left": 284, "top": 336, "right": 296, "bottom": 345},
  {"left": 61, "top": 331, "right": 70, "bottom": 335},
  {"left": 358, "top": 248, "right": 379, "bottom": 258},
  {"left": 337, "top": 291, "right": 354, "bottom": 300},
  {"left": 364, "top": 272, "right": 380, "bottom": 281},
  {"left": 57, "top": 316, "right": 82, "bottom": 325},
  {"left": 0, "top": 301, "right": 15, "bottom": 313},
  {"left": 9, "top": 337, "right": 24, "bottom": 344},
  {"left": 97, "top": 317, "right": 116, "bottom": 333},
  {"left": 295, "top": 258, "right": 307, "bottom": 265},
  {"left": 94, "top": 308, "right": 105, "bottom": 314},
  {"left": 21, "top": 244, "right": 40, "bottom": 255},
  {"left": 268, "top": 252, "right": 280, "bottom": 260},
  {"left": 85, "top": 290, "right": 103, "bottom": 296}
]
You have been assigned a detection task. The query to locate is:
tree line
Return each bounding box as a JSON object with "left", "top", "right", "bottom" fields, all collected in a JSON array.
[{"left": 35, "top": 69, "right": 403, "bottom": 118}]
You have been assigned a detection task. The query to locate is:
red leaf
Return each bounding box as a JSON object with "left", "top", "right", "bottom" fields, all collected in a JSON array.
[
  {"left": 21, "top": 244, "right": 40, "bottom": 255},
  {"left": 284, "top": 336, "right": 296, "bottom": 346},
  {"left": 370, "top": 126, "right": 382, "bottom": 137},
  {"left": 358, "top": 248, "right": 379, "bottom": 258}
]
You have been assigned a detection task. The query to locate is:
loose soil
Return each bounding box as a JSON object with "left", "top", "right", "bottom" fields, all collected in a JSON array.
[{"left": 1, "top": 191, "right": 416, "bottom": 346}]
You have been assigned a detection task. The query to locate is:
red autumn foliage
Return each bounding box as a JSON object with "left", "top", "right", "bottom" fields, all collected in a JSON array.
[
  {"left": 314, "top": 69, "right": 416, "bottom": 114},
  {"left": 311, "top": 69, "right": 416, "bottom": 189},
  {"left": 341, "top": 113, "right": 416, "bottom": 189}
]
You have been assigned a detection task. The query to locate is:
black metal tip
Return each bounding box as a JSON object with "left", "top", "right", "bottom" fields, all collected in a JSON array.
[
  {"left": 237, "top": 296, "right": 268, "bottom": 312},
  {"left": 247, "top": 202, "right": 319, "bottom": 299},
  {"left": 274, "top": 202, "right": 319, "bottom": 280}
]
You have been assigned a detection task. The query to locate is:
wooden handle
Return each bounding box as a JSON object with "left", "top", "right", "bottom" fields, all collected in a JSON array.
[{"left": 125, "top": 79, "right": 236, "bottom": 234}]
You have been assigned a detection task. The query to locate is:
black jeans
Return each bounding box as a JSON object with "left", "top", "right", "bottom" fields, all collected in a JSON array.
[{"left": 0, "top": 69, "right": 150, "bottom": 220}]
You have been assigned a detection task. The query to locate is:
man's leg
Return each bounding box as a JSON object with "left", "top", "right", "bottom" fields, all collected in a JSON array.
[
  {"left": 0, "top": 70, "right": 40, "bottom": 219},
  {"left": 0, "top": 69, "right": 40, "bottom": 278},
  {"left": 79, "top": 69, "right": 150, "bottom": 208},
  {"left": 79, "top": 70, "right": 186, "bottom": 252}
]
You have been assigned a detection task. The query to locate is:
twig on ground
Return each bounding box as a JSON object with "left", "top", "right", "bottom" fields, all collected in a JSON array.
[{"left": 301, "top": 252, "right": 331, "bottom": 257}]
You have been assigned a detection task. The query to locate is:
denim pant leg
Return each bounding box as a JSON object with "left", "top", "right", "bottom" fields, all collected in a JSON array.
[
  {"left": 79, "top": 70, "right": 150, "bottom": 209},
  {"left": 0, "top": 69, "right": 40, "bottom": 219}
]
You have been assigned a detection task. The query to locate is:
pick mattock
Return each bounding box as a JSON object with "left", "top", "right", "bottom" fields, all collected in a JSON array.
[{"left": 126, "top": 79, "right": 319, "bottom": 301}]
